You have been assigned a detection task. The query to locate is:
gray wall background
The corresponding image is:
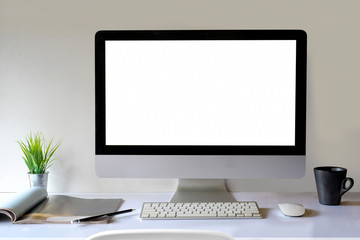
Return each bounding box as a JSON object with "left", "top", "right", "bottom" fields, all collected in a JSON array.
[{"left": 1, "top": 0, "right": 359, "bottom": 193}]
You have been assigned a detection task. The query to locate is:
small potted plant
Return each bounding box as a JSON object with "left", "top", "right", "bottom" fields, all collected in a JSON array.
[{"left": 17, "top": 132, "right": 62, "bottom": 190}]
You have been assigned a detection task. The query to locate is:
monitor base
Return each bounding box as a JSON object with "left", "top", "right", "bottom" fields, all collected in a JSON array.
[{"left": 170, "top": 179, "right": 236, "bottom": 203}]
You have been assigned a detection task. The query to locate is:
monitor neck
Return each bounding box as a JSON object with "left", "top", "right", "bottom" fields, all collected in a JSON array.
[{"left": 170, "top": 179, "right": 236, "bottom": 203}]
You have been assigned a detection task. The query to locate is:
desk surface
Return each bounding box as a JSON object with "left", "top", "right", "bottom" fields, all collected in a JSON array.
[{"left": 0, "top": 192, "right": 359, "bottom": 239}]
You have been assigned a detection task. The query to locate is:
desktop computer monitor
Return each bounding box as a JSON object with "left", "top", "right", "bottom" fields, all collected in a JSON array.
[{"left": 95, "top": 30, "right": 307, "bottom": 202}]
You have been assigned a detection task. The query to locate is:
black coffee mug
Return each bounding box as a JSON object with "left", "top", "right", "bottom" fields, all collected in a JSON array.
[{"left": 314, "top": 166, "right": 354, "bottom": 205}]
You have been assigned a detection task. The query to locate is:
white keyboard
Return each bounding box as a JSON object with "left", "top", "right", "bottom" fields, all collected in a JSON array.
[{"left": 140, "top": 201, "right": 261, "bottom": 219}]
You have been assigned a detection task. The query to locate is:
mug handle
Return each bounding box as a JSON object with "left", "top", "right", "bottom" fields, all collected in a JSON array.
[{"left": 340, "top": 177, "right": 354, "bottom": 196}]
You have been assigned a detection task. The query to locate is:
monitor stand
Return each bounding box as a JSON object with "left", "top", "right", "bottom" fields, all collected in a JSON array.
[{"left": 170, "top": 179, "right": 237, "bottom": 203}]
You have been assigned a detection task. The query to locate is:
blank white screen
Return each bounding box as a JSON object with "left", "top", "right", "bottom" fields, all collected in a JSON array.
[{"left": 105, "top": 40, "right": 296, "bottom": 146}]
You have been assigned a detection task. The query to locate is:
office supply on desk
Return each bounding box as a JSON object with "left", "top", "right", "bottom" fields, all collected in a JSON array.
[
  {"left": 140, "top": 201, "right": 261, "bottom": 219},
  {"left": 314, "top": 166, "right": 354, "bottom": 205},
  {"left": 71, "top": 208, "right": 135, "bottom": 223},
  {"left": 0, "top": 188, "right": 123, "bottom": 223},
  {"left": 87, "top": 229, "right": 235, "bottom": 240},
  {"left": 278, "top": 203, "right": 305, "bottom": 217}
]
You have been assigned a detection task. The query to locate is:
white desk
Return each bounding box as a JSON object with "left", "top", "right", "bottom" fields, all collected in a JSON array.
[{"left": 0, "top": 192, "right": 359, "bottom": 239}]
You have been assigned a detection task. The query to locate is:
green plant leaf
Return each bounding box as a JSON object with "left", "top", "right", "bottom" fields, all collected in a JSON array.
[{"left": 17, "top": 132, "right": 62, "bottom": 174}]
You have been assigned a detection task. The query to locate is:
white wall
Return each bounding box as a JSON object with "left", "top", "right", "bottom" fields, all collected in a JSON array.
[{"left": 1, "top": 0, "right": 359, "bottom": 193}]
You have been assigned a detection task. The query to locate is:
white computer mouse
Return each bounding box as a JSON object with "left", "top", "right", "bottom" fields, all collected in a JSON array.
[{"left": 278, "top": 203, "right": 305, "bottom": 217}]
